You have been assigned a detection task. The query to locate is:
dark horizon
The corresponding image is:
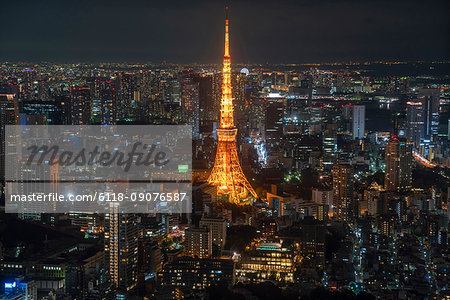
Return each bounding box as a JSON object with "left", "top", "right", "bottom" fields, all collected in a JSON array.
[{"left": 1, "top": 0, "right": 449, "bottom": 64}]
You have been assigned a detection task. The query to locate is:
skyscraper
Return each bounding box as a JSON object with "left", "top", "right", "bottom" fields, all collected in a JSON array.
[
  {"left": 406, "top": 101, "right": 424, "bottom": 148},
  {"left": 0, "top": 90, "right": 19, "bottom": 181},
  {"left": 104, "top": 210, "right": 138, "bottom": 293},
  {"left": 71, "top": 86, "right": 91, "bottom": 125},
  {"left": 322, "top": 121, "right": 337, "bottom": 169},
  {"left": 384, "top": 137, "right": 412, "bottom": 191},
  {"left": 181, "top": 78, "right": 200, "bottom": 139},
  {"left": 332, "top": 164, "right": 354, "bottom": 221},
  {"left": 265, "top": 94, "right": 284, "bottom": 152},
  {"left": 352, "top": 105, "right": 365, "bottom": 140},
  {"left": 100, "top": 89, "right": 116, "bottom": 125},
  {"left": 208, "top": 7, "right": 257, "bottom": 203},
  {"left": 118, "top": 73, "right": 137, "bottom": 119},
  {"left": 194, "top": 74, "right": 216, "bottom": 124},
  {"left": 418, "top": 88, "right": 440, "bottom": 140}
]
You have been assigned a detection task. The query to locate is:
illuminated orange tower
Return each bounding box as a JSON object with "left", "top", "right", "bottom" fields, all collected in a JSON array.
[{"left": 208, "top": 7, "right": 257, "bottom": 203}]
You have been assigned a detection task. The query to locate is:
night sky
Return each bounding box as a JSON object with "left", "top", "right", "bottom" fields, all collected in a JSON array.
[{"left": 1, "top": 0, "right": 449, "bottom": 64}]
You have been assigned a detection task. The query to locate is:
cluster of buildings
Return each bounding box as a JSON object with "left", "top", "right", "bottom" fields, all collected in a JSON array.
[{"left": 0, "top": 11, "right": 449, "bottom": 300}]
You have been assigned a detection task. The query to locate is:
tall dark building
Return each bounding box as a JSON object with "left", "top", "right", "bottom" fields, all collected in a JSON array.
[
  {"left": 194, "top": 74, "right": 216, "bottom": 124},
  {"left": 418, "top": 88, "right": 440, "bottom": 140},
  {"left": 71, "top": 86, "right": 91, "bottom": 125},
  {"left": 181, "top": 77, "right": 200, "bottom": 139},
  {"left": 265, "top": 94, "right": 284, "bottom": 152},
  {"left": 100, "top": 89, "right": 117, "bottom": 125},
  {"left": 406, "top": 101, "right": 425, "bottom": 148},
  {"left": 0, "top": 90, "right": 19, "bottom": 181},
  {"left": 117, "top": 73, "right": 137, "bottom": 120},
  {"left": 299, "top": 217, "right": 326, "bottom": 268}
]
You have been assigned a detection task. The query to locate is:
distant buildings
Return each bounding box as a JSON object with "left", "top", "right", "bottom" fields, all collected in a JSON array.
[{"left": 384, "top": 137, "right": 412, "bottom": 191}]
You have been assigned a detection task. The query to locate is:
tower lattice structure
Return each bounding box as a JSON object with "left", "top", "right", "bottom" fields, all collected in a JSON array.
[{"left": 208, "top": 7, "right": 257, "bottom": 203}]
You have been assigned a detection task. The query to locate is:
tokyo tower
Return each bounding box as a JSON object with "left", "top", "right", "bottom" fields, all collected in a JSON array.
[{"left": 208, "top": 7, "right": 257, "bottom": 203}]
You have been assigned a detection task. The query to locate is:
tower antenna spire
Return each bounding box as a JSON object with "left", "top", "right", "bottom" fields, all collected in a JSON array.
[{"left": 224, "top": 6, "right": 230, "bottom": 58}]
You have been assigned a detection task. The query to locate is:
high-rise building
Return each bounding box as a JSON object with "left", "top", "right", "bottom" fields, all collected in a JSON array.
[
  {"left": 322, "top": 121, "right": 337, "bottom": 169},
  {"left": 447, "top": 187, "right": 450, "bottom": 225},
  {"left": 406, "top": 101, "right": 425, "bottom": 147},
  {"left": 352, "top": 105, "right": 365, "bottom": 140},
  {"left": 265, "top": 94, "right": 285, "bottom": 152},
  {"left": 100, "top": 89, "right": 116, "bottom": 125},
  {"left": 384, "top": 136, "right": 412, "bottom": 191},
  {"left": 194, "top": 74, "right": 217, "bottom": 124},
  {"left": 332, "top": 164, "right": 354, "bottom": 221},
  {"left": 118, "top": 73, "right": 137, "bottom": 119},
  {"left": 71, "top": 86, "right": 91, "bottom": 125},
  {"left": 199, "top": 216, "right": 227, "bottom": 250},
  {"left": 181, "top": 78, "right": 200, "bottom": 139},
  {"left": 208, "top": 7, "right": 257, "bottom": 203},
  {"left": 418, "top": 88, "right": 440, "bottom": 139},
  {"left": 0, "top": 90, "right": 19, "bottom": 181},
  {"left": 104, "top": 211, "right": 138, "bottom": 293},
  {"left": 185, "top": 227, "right": 212, "bottom": 258}
]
